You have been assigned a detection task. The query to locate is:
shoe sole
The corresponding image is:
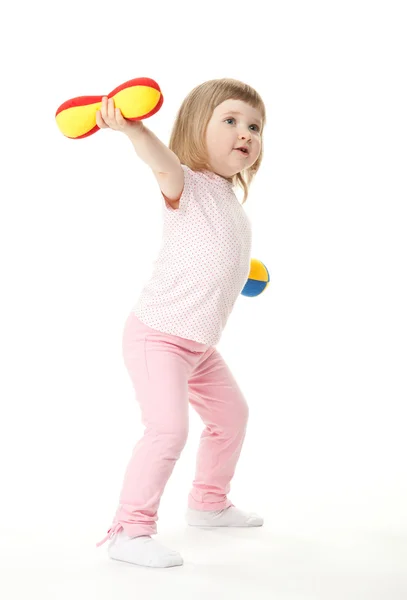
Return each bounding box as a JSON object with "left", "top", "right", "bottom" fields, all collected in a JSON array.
[
  {"left": 187, "top": 522, "right": 263, "bottom": 527},
  {"left": 108, "top": 552, "right": 183, "bottom": 568}
]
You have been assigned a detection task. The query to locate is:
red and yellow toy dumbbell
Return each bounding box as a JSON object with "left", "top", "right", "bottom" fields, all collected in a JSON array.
[{"left": 55, "top": 77, "right": 163, "bottom": 139}]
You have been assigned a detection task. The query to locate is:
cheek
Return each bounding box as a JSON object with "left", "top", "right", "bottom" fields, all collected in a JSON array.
[
  {"left": 206, "top": 125, "right": 218, "bottom": 146},
  {"left": 207, "top": 127, "right": 226, "bottom": 150}
]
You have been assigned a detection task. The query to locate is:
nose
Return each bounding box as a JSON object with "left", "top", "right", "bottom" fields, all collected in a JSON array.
[{"left": 238, "top": 128, "right": 251, "bottom": 141}]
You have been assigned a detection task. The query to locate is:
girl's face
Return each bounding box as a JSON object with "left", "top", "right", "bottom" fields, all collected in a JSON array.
[{"left": 205, "top": 99, "right": 263, "bottom": 178}]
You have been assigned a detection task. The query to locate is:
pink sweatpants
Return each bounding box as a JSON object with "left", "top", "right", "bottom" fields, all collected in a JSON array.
[{"left": 96, "top": 313, "right": 249, "bottom": 546}]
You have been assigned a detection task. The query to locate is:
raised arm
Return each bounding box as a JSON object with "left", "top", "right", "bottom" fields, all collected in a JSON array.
[
  {"left": 126, "top": 123, "right": 180, "bottom": 174},
  {"left": 96, "top": 96, "right": 184, "bottom": 208},
  {"left": 127, "top": 125, "right": 184, "bottom": 209}
]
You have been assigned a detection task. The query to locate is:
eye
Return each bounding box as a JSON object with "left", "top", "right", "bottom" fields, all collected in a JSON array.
[{"left": 224, "top": 118, "right": 260, "bottom": 132}]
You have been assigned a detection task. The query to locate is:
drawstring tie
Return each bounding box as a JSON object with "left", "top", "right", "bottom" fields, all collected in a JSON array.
[{"left": 96, "top": 522, "right": 123, "bottom": 547}]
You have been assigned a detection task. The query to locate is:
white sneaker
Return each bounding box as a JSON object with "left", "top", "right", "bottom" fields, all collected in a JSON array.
[
  {"left": 107, "top": 530, "right": 183, "bottom": 568},
  {"left": 186, "top": 506, "right": 264, "bottom": 527}
]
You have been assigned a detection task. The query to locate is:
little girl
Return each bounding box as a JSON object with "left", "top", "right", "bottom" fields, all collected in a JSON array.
[{"left": 95, "top": 77, "right": 267, "bottom": 568}]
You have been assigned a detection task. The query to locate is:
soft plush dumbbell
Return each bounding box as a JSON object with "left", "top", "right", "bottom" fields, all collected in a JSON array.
[{"left": 55, "top": 77, "right": 163, "bottom": 139}]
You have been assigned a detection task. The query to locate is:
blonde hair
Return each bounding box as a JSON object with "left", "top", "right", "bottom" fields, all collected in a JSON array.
[{"left": 168, "top": 78, "right": 266, "bottom": 204}]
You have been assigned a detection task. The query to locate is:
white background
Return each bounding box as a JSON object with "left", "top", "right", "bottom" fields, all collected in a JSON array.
[{"left": 0, "top": 0, "right": 406, "bottom": 587}]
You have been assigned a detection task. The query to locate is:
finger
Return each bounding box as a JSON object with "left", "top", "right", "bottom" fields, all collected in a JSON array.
[
  {"left": 115, "top": 107, "right": 125, "bottom": 125},
  {"left": 107, "top": 97, "right": 115, "bottom": 121},
  {"left": 96, "top": 110, "right": 107, "bottom": 128},
  {"left": 100, "top": 96, "right": 107, "bottom": 121}
]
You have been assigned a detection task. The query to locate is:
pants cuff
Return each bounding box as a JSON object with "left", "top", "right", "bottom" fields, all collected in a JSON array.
[{"left": 188, "top": 497, "right": 234, "bottom": 511}]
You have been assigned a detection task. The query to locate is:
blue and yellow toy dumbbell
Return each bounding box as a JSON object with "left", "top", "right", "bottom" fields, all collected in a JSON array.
[{"left": 241, "top": 258, "right": 270, "bottom": 297}]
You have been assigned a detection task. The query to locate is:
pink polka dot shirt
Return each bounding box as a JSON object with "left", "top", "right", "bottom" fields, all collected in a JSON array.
[{"left": 132, "top": 164, "right": 252, "bottom": 345}]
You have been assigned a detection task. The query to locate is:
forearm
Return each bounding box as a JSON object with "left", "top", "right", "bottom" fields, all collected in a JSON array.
[{"left": 126, "top": 123, "right": 180, "bottom": 173}]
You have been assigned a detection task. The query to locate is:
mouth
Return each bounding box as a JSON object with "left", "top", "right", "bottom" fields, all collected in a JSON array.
[{"left": 235, "top": 147, "right": 249, "bottom": 156}]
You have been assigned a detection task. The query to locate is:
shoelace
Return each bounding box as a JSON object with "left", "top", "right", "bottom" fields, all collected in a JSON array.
[{"left": 96, "top": 522, "right": 123, "bottom": 547}]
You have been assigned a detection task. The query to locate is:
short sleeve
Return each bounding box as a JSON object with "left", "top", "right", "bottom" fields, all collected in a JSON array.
[{"left": 162, "top": 164, "right": 195, "bottom": 215}]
